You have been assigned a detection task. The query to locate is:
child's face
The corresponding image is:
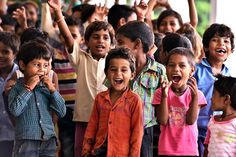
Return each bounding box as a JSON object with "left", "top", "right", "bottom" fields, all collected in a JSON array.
[
  {"left": 86, "top": 29, "right": 111, "bottom": 60},
  {"left": 20, "top": 58, "right": 49, "bottom": 80},
  {"left": 166, "top": 54, "right": 194, "bottom": 89},
  {"left": 207, "top": 35, "right": 232, "bottom": 62},
  {"left": 106, "top": 58, "right": 134, "bottom": 92},
  {"left": 211, "top": 89, "right": 225, "bottom": 111},
  {"left": 25, "top": 4, "right": 38, "bottom": 24},
  {"left": 158, "top": 16, "right": 180, "bottom": 34},
  {"left": 0, "top": 42, "right": 15, "bottom": 69},
  {"left": 116, "top": 34, "right": 137, "bottom": 57},
  {"left": 68, "top": 25, "right": 82, "bottom": 45}
]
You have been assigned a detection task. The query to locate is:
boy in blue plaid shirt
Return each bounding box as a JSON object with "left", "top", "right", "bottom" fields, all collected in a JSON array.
[{"left": 8, "top": 39, "right": 66, "bottom": 157}]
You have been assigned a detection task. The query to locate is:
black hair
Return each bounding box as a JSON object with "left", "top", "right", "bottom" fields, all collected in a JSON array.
[
  {"left": 166, "top": 47, "right": 195, "bottom": 67},
  {"left": 108, "top": 4, "right": 136, "bottom": 31},
  {"left": 202, "top": 23, "right": 235, "bottom": 58},
  {"left": 17, "top": 39, "right": 53, "bottom": 67},
  {"left": 80, "top": 4, "right": 95, "bottom": 23},
  {"left": 0, "top": 31, "right": 20, "bottom": 54},
  {"left": 153, "top": 32, "right": 164, "bottom": 62},
  {"left": 65, "top": 16, "right": 84, "bottom": 36},
  {"left": 20, "top": 27, "right": 49, "bottom": 45},
  {"left": 162, "top": 32, "right": 192, "bottom": 53},
  {"left": 214, "top": 74, "right": 236, "bottom": 110},
  {"left": 84, "top": 21, "right": 115, "bottom": 45},
  {"left": 104, "top": 48, "right": 136, "bottom": 74},
  {"left": 7, "top": 2, "right": 22, "bottom": 15},
  {"left": 116, "top": 21, "right": 154, "bottom": 53},
  {"left": 1, "top": 14, "right": 17, "bottom": 26},
  {"left": 156, "top": 9, "right": 183, "bottom": 32}
]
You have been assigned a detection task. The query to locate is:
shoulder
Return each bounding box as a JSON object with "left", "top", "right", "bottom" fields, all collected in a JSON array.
[{"left": 148, "top": 57, "right": 166, "bottom": 73}]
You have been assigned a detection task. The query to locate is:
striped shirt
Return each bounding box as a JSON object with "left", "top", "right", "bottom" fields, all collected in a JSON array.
[
  {"left": 54, "top": 47, "right": 77, "bottom": 109},
  {"left": 8, "top": 79, "right": 66, "bottom": 140},
  {"left": 130, "top": 57, "right": 166, "bottom": 128}
]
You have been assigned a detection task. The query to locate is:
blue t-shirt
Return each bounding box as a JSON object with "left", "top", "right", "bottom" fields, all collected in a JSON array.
[{"left": 194, "top": 58, "right": 230, "bottom": 137}]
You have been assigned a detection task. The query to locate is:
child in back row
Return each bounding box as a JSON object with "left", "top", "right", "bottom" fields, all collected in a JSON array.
[
  {"left": 153, "top": 47, "right": 207, "bottom": 156},
  {"left": 8, "top": 39, "right": 66, "bottom": 157},
  {"left": 48, "top": 0, "right": 115, "bottom": 156},
  {"left": 204, "top": 75, "right": 236, "bottom": 156},
  {"left": 193, "top": 23, "right": 235, "bottom": 157},
  {"left": 83, "top": 48, "right": 143, "bottom": 156}
]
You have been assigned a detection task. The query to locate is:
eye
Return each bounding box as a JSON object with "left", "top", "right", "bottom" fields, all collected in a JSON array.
[{"left": 103, "top": 35, "right": 110, "bottom": 41}]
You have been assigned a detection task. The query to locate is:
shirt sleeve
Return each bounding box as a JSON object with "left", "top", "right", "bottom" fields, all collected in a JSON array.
[
  {"left": 204, "top": 117, "right": 213, "bottom": 144},
  {"left": 197, "top": 90, "right": 207, "bottom": 108},
  {"left": 49, "top": 91, "right": 66, "bottom": 118}
]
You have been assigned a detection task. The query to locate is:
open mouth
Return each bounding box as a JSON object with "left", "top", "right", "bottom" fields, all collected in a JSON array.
[
  {"left": 96, "top": 45, "right": 105, "bottom": 49},
  {"left": 216, "top": 49, "right": 226, "bottom": 54},
  {"left": 172, "top": 75, "right": 181, "bottom": 83},
  {"left": 114, "top": 79, "right": 123, "bottom": 84}
]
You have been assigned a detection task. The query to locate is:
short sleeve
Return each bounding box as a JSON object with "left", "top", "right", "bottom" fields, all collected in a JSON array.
[
  {"left": 152, "top": 87, "right": 162, "bottom": 106},
  {"left": 204, "top": 117, "right": 213, "bottom": 144},
  {"left": 197, "top": 90, "right": 207, "bottom": 107}
]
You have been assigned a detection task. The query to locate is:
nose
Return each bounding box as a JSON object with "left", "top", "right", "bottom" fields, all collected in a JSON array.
[{"left": 218, "top": 38, "right": 225, "bottom": 46}]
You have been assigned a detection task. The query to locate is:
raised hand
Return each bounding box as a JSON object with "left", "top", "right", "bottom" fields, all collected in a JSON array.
[
  {"left": 187, "top": 76, "right": 198, "bottom": 97},
  {"left": 134, "top": 0, "right": 148, "bottom": 21},
  {"left": 12, "top": 6, "right": 27, "bottom": 29},
  {"left": 41, "top": 75, "right": 56, "bottom": 93},
  {"left": 160, "top": 75, "right": 172, "bottom": 98},
  {"left": 93, "top": 3, "right": 109, "bottom": 22},
  {"left": 47, "top": 0, "right": 62, "bottom": 11}
]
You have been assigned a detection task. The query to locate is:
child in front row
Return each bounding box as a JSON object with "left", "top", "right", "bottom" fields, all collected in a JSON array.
[
  {"left": 8, "top": 39, "right": 66, "bottom": 157},
  {"left": 204, "top": 75, "right": 236, "bottom": 156},
  {"left": 82, "top": 48, "right": 143, "bottom": 157},
  {"left": 152, "top": 47, "right": 207, "bottom": 156}
]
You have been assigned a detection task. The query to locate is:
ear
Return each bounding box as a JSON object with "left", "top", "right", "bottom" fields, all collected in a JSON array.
[
  {"left": 224, "top": 94, "right": 231, "bottom": 105},
  {"left": 130, "top": 72, "right": 136, "bottom": 80},
  {"left": 19, "top": 60, "right": 26, "bottom": 71},
  {"left": 118, "top": 18, "right": 126, "bottom": 27},
  {"left": 134, "top": 38, "right": 142, "bottom": 50}
]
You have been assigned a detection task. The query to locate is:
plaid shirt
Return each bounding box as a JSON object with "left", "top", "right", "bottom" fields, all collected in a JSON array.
[
  {"left": 130, "top": 57, "right": 166, "bottom": 128},
  {"left": 8, "top": 79, "right": 66, "bottom": 140}
]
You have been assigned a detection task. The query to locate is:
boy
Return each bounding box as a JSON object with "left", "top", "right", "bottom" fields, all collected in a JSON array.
[
  {"left": 116, "top": 21, "right": 166, "bottom": 157},
  {"left": 0, "top": 32, "right": 19, "bottom": 157},
  {"left": 193, "top": 23, "right": 235, "bottom": 157},
  {"left": 82, "top": 48, "right": 143, "bottom": 156},
  {"left": 8, "top": 39, "right": 66, "bottom": 157}
]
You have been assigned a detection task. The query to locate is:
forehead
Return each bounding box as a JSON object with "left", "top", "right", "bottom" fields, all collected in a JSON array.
[
  {"left": 91, "top": 29, "right": 110, "bottom": 35},
  {"left": 109, "top": 58, "right": 130, "bottom": 66},
  {"left": 168, "top": 53, "right": 189, "bottom": 62}
]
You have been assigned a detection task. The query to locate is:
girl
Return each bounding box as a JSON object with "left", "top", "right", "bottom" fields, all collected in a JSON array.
[
  {"left": 152, "top": 47, "right": 206, "bottom": 156},
  {"left": 204, "top": 75, "right": 236, "bottom": 156}
]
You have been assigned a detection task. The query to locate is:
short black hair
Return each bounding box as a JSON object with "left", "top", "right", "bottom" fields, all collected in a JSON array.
[
  {"left": 17, "top": 39, "right": 53, "bottom": 67},
  {"left": 116, "top": 21, "right": 154, "bottom": 53},
  {"left": 65, "top": 16, "right": 84, "bottom": 36},
  {"left": 166, "top": 47, "right": 195, "bottom": 67},
  {"left": 214, "top": 74, "right": 236, "bottom": 110},
  {"left": 202, "top": 23, "right": 235, "bottom": 58},
  {"left": 104, "top": 48, "right": 136, "bottom": 74},
  {"left": 108, "top": 4, "right": 136, "bottom": 31},
  {"left": 0, "top": 31, "right": 19, "bottom": 54},
  {"left": 84, "top": 21, "right": 115, "bottom": 45},
  {"left": 1, "top": 14, "right": 17, "bottom": 26}
]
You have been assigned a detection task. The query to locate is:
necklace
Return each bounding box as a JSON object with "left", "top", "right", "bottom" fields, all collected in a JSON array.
[{"left": 219, "top": 112, "right": 236, "bottom": 121}]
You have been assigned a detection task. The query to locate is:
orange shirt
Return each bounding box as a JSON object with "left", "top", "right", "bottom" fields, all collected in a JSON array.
[{"left": 82, "top": 88, "right": 143, "bottom": 157}]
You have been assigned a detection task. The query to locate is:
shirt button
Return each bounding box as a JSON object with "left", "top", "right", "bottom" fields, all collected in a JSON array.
[
  {"left": 3, "top": 111, "right": 6, "bottom": 114},
  {"left": 37, "top": 103, "right": 40, "bottom": 106},
  {"left": 39, "top": 121, "right": 42, "bottom": 124}
]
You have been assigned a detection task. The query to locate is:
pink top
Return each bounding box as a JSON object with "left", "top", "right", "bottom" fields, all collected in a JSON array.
[
  {"left": 204, "top": 116, "right": 236, "bottom": 157},
  {"left": 153, "top": 87, "right": 206, "bottom": 156}
]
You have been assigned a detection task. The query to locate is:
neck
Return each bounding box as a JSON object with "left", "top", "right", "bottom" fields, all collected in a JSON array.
[
  {"left": 135, "top": 55, "right": 147, "bottom": 75},
  {"left": 207, "top": 58, "right": 223, "bottom": 75},
  {"left": 171, "top": 85, "right": 187, "bottom": 96},
  {"left": 220, "top": 112, "right": 236, "bottom": 121}
]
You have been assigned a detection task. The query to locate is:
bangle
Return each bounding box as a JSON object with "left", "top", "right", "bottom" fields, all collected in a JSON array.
[
  {"left": 56, "top": 16, "right": 64, "bottom": 23},
  {"left": 24, "top": 84, "right": 32, "bottom": 91}
]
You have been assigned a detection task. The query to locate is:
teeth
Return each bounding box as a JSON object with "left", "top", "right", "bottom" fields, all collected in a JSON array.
[{"left": 216, "top": 49, "right": 226, "bottom": 53}]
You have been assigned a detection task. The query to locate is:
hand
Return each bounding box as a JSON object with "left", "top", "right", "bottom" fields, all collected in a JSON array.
[
  {"left": 160, "top": 76, "right": 172, "bottom": 98},
  {"left": 41, "top": 75, "right": 56, "bottom": 93},
  {"left": 156, "top": 0, "right": 171, "bottom": 9},
  {"left": 4, "top": 79, "right": 16, "bottom": 95},
  {"left": 187, "top": 76, "right": 198, "bottom": 98},
  {"left": 24, "top": 75, "right": 41, "bottom": 91},
  {"left": 134, "top": 0, "right": 148, "bottom": 21},
  {"left": 12, "top": 6, "right": 27, "bottom": 29},
  {"left": 47, "top": 0, "right": 62, "bottom": 12},
  {"left": 92, "top": 3, "right": 109, "bottom": 22}
]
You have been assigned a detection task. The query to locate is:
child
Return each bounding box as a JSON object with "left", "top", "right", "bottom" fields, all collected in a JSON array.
[
  {"left": 8, "top": 39, "right": 66, "bottom": 157},
  {"left": 48, "top": 1, "right": 115, "bottom": 156},
  {"left": 193, "top": 23, "right": 234, "bottom": 157},
  {"left": 0, "top": 32, "right": 19, "bottom": 157},
  {"left": 204, "top": 75, "right": 236, "bottom": 156},
  {"left": 152, "top": 47, "right": 207, "bottom": 156},
  {"left": 116, "top": 20, "right": 166, "bottom": 157},
  {"left": 82, "top": 48, "right": 143, "bottom": 156}
]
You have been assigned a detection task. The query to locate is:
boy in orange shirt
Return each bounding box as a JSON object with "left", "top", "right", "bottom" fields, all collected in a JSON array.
[{"left": 82, "top": 48, "right": 143, "bottom": 157}]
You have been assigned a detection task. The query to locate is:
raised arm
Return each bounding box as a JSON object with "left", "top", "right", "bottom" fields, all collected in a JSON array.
[
  {"left": 188, "top": 0, "right": 198, "bottom": 28},
  {"left": 48, "top": 0, "right": 74, "bottom": 53}
]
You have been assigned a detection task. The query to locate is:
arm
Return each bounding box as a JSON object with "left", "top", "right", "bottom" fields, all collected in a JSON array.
[
  {"left": 48, "top": 0, "right": 74, "bottom": 53},
  {"left": 156, "top": 79, "right": 171, "bottom": 125},
  {"left": 188, "top": 0, "right": 198, "bottom": 28},
  {"left": 129, "top": 95, "right": 144, "bottom": 156},
  {"left": 12, "top": 6, "right": 28, "bottom": 30},
  {"left": 186, "top": 76, "right": 200, "bottom": 125},
  {"left": 203, "top": 144, "right": 208, "bottom": 157}
]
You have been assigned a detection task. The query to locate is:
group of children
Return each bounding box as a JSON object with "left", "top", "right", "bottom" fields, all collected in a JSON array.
[{"left": 0, "top": 0, "right": 236, "bottom": 157}]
